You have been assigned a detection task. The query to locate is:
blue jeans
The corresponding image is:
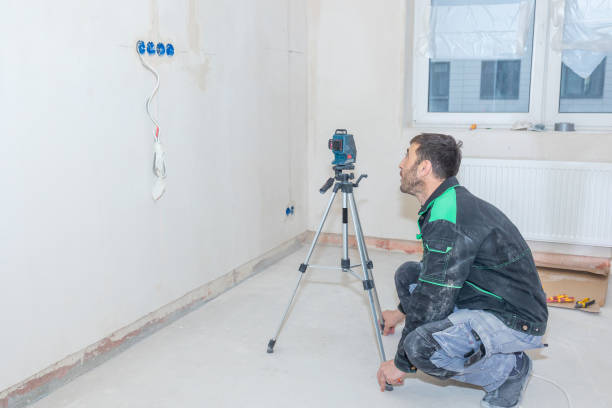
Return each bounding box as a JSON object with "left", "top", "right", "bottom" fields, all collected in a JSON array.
[{"left": 395, "top": 261, "right": 544, "bottom": 392}]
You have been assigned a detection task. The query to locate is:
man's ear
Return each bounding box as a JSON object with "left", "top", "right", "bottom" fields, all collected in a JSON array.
[{"left": 419, "top": 160, "right": 432, "bottom": 177}]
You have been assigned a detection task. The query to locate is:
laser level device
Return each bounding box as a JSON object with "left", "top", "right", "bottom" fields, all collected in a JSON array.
[{"left": 328, "top": 129, "right": 356, "bottom": 165}]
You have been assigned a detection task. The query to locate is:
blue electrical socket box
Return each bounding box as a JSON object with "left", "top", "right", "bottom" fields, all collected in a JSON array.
[
  {"left": 137, "top": 40, "right": 146, "bottom": 55},
  {"left": 138, "top": 40, "right": 174, "bottom": 57}
]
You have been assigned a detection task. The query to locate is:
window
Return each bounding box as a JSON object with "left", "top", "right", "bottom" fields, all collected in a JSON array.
[
  {"left": 424, "top": 0, "right": 535, "bottom": 114},
  {"left": 410, "top": 0, "right": 612, "bottom": 128},
  {"left": 559, "top": 56, "right": 612, "bottom": 113}
]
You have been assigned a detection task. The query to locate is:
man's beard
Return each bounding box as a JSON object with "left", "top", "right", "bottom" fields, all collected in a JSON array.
[{"left": 400, "top": 162, "right": 423, "bottom": 195}]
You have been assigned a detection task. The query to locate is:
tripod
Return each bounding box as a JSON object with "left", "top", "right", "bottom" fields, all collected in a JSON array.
[{"left": 267, "top": 164, "right": 393, "bottom": 391}]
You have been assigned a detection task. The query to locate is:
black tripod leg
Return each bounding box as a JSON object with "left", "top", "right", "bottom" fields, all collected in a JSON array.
[{"left": 267, "top": 190, "right": 339, "bottom": 353}]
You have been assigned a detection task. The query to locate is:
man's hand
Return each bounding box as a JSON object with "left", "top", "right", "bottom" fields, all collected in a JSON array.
[
  {"left": 377, "top": 360, "right": 407, "bottom": 391},
  {"left": 381, "top": 309, "right": 405, "bottom": 335}
]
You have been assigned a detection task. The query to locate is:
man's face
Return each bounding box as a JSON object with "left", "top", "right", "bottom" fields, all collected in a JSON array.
[{"left": 399, "top": 143, "right": 423, "bottom": 195}]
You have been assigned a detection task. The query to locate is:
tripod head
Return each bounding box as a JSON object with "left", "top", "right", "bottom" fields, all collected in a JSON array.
[{"left": 319, "top": 164, "right": 368, "bottom": 194}]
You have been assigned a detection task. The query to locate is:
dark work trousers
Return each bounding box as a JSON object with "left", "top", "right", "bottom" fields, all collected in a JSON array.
[{"left": 395, "top": 261, "right": 544, "bottom": 392}]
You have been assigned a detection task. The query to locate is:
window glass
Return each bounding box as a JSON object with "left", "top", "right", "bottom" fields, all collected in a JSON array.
[
  {"left": 428, "top": 62, "right": 450, "bottom": 112},
  {"left": 480, "top": 60, "right": 521, "bottom": 100},
  {"left": 559, "top": 54, "right": 612, "bottom": 113},
  {"left": 427, "top": 0, "right": 534, "bottom": 113}
]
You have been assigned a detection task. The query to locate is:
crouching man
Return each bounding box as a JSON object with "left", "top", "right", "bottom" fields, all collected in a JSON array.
[{"left": 377, "top": 133, "right": 548, "bottom": 408}]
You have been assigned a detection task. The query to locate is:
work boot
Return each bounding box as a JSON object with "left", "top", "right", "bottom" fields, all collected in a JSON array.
[{"left": 480, "top": 352, "right": 532, "bottom": 408}]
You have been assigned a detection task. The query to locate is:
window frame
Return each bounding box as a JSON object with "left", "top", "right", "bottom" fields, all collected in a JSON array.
[
  {"left": 544, "top": 34, "right": 612, "bottom": 128},
  {"left": 410, "top": 0, "right": 612, "bottom": 130}
]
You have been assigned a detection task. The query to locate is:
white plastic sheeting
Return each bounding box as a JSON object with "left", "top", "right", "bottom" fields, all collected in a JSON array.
[
  {"left": 552, "top": 0, "right": 612, "bottom": 78},
  {"left": 561, "top": 49, "right": 607, "bottom": 79},
  {"left": 426, "top": 0, "right": 534, "bottom": 60}
]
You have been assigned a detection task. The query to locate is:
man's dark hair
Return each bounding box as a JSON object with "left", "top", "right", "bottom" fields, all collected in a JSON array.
[{"left": 410, "top": 133, "right": 463, "bottom": 179}]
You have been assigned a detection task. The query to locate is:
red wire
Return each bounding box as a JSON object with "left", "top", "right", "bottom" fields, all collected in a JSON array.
[{"left": 155, "top": 126, "right": 159, "bottom": 139}]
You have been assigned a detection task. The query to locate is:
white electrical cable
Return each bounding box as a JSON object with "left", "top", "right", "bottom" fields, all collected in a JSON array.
[
  {"left": 137, "top": 43, "right": 166, "bottom": 201},
  {"left": 137, "top": 48, "right": 161, "bottom": 140},
  {"left": 532, "top": 373, "right": 573, "bottom": 408}
]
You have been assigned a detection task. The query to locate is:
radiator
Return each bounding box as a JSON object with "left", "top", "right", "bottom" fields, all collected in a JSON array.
[{"left": 457, "top": 158, "right": 612, "bottom": 247}]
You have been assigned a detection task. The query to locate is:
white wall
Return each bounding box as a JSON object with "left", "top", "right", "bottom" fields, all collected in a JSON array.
[
  {"left": 307, "top": 0, "right": 409, "bottom": 242},
  {"left": 307, "top": 0, "right": 612, "bottom": 257},
  {"left": 0, "top": 0, "right": 307, "bottom": 391}
]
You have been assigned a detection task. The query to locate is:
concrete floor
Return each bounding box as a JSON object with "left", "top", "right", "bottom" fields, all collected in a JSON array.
[{"left": 31, "top": 245, "right": 611, "bottom": 408}]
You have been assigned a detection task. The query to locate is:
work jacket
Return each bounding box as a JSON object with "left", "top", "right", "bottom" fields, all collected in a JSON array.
[{"left": 394, "top": 176, "right": 548, "bottom": 372}]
